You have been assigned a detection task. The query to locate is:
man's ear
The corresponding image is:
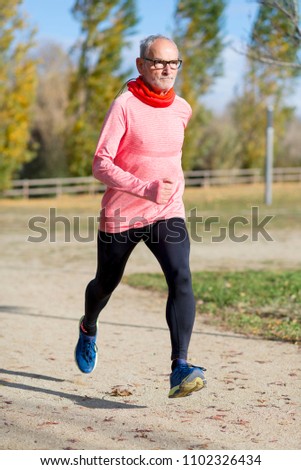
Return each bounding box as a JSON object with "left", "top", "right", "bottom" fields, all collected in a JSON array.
[{"left": 136, "top": 57, "right": 144, "bottom": 74}]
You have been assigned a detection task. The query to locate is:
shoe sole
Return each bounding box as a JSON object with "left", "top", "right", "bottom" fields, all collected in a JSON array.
[{"left": 168, "top": 376, "right": 206, "bottom": 398}]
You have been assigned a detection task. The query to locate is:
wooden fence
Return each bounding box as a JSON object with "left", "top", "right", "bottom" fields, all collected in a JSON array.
[{"left": 2, "top": 167, "right": 301, "bottom": 198}]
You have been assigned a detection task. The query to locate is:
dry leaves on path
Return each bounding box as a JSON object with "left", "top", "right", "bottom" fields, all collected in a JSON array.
[{"left": 108, "top": 386, "right": 133, "bottom": 397}]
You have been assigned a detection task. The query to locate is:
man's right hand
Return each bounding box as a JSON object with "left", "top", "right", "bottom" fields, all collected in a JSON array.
[{"left": 146, "top": 178, "right": 175, "bottom": 205}]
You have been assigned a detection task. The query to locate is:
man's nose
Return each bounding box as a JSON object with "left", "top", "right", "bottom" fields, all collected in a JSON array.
[{"left": 162, "top": 63, "right": 173, "bottom": 74}]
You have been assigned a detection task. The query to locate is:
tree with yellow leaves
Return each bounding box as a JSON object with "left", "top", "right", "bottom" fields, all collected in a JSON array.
[{"left": 0, "top": 0, "right": 37, "bottom": 190}]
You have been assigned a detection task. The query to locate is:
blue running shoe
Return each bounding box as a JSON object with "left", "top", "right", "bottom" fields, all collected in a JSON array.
[
  {"left": 168, "top": 362, "right": 207, "bottom": 398},
  {"left": 75, "top": 317, "right": 98, "bottom": 373}
]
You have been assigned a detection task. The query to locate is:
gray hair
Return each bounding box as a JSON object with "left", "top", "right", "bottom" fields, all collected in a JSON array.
[{"left": 139, "top": 34, "right": 178, "bottom": 58}]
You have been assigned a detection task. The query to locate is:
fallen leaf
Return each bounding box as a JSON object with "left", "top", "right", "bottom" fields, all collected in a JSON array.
[
  {"left": 109, "top": 387, "right": 133, "bottom": 397},
  {"left": 232, "top": 419, "right": 249, "bottom": 426},
  {"left": 206, "top": 415, "right": 226, "bottom": 421},
  {"left": 38, "top": 421, "right": 59, "bottom": 426},
  {"left": 104, "top": 416, "right": 114, "bottom": 422},
  {"left": 132, "top": 428, "right": 153, "bottom": 433},
  {"left": 268, "top": 381, "right": 286, "bottom": 387}
]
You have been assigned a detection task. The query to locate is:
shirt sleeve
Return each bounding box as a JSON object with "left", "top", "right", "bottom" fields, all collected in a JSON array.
[{"left": 92, "top": 98, "right": 154, "bottom": 200}]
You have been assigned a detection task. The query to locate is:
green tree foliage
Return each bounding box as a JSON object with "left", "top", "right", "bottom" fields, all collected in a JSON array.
[
  {"left": 251, "top": 0, "right": 300, "bottom": 77},
  {"left": 249, "top": 0, "right": 301, "bottom": 69},
  {"left": 230, "top": 68, "right": 294, "bottom": 169},
  {"left": 230, "top": 1, "right": 300, "bottom": 169},
  {"left": 173, "top": 0, "right": 226, "bottom": 169},
  {"left": 193, "top": 112, "right": 241, "bottom": 170},
  {"left": 66, "top": 0, "right": 138, "bottom": 176},
  {"left": 278, "top": 115, "right": 301, "bottom": 166},
  {"left": 0, "top": 0, "right": 37, "bottom": 190}
]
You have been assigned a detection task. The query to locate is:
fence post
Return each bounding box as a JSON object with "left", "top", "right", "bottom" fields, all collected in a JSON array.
[
  {"left": 23, "top": 180, "right": 29, "bottom": 198},
  {"left": 265, "top": 105, "right": 274, "bottom": 205},
  {"left": 56, "top": 179, "right": 63, "bottom": 197},
  {"left": 203, "top": 170, "right": 210, "bottom": 187}
]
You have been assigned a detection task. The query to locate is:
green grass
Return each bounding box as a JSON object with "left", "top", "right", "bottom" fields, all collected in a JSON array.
[
  {"left": 124, "top": 270, "right": 301, "bottom": 344},
  {"left": 183, "top": 183, "right": 301, "bottom": 232}
]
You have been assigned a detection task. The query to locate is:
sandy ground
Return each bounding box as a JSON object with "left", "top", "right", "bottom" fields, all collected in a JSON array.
[{"left": 0, "top": 209, "right": 301, "bottom": 451}]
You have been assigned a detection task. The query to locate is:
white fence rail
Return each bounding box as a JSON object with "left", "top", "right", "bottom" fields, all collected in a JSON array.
[
  {"left": 2, "top": 176, "right": 105, "bottom": 198},
  {"left": 2, "top": 167, "right": 301, "bottom": 198}
]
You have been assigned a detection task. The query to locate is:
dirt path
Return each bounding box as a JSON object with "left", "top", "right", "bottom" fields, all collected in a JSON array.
[{"left": 1, "top": 223, "right": 301, "bottom": 450}]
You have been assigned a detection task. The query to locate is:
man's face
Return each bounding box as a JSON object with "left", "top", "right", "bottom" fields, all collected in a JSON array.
[{"left": 136, "top": 39, "right": 180, "bottom": 95}]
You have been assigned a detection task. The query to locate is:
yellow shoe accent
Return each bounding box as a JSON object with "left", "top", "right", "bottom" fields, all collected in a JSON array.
[{"left": 168, "top": 376, "right": 205, "bottom": 398}]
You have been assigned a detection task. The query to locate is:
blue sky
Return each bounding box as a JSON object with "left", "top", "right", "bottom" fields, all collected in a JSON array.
[{"left": 22, "top": 0, "right": 300, "bottom": 114}]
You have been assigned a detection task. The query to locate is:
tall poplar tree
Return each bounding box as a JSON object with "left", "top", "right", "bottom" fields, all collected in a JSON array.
[
  {"left": 67, "top": 0, "right": 138, "bottom": 176},
  {"left": 248, "top": 0, "right": 301, "bottom": 70},
  {"left": 230, "top": 1, "right": 300, "bottom": 168},
  {"left": 174, "top": 0, "right": 226, "bottom": 169},
  {"left": 0, "top": 0, "right": 37, "bottom": 190}
]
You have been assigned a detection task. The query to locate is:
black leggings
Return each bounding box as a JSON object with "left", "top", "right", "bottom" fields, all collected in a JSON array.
[{"left": 84, "top": 218, "right": 195, "bottom": 360}]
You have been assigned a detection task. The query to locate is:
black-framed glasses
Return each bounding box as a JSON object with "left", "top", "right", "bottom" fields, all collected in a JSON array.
[{"left": 143, "top": 58, "right": 182, "bottom": 70}]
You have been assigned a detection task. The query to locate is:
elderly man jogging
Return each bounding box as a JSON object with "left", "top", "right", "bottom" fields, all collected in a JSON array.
[{"left": 75, "top": 34, "right": 207, "bottom": 398}]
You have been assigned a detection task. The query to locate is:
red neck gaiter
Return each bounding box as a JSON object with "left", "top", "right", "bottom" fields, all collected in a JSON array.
[{"left": 127, "top": 76, "right": 176, "bottom": 108}]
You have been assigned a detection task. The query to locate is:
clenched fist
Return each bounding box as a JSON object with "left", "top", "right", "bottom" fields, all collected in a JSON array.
[{"left": 146, "top": 178, "right": 176, "bottom": 204}]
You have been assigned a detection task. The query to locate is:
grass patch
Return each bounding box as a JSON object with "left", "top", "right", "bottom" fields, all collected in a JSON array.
[
  {"left": 124, "top": 270, "right": 301, "bottom": 344},
  {"left": 184, "top": 183, "right": 301, "bottom": 232}
]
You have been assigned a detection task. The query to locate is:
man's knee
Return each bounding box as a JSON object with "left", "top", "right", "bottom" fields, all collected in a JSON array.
[{"left": 168, "top": 267, "right": 192, "bottom": 291}]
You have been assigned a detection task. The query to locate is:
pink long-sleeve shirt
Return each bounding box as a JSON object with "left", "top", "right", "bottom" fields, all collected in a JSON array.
[{"left": 93, "top": 89, "right": 192, "bottom": 233}]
